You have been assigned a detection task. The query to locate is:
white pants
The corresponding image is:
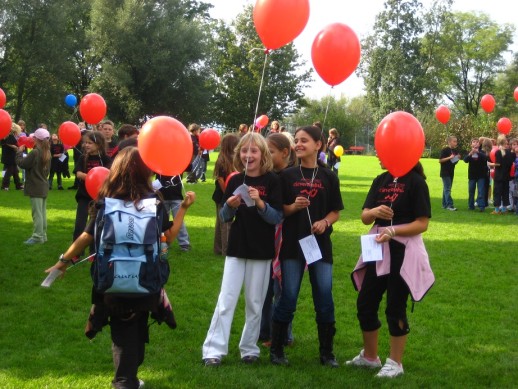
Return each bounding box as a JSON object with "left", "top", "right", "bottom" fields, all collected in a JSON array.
[{"left": 202, "top": 256, "right": 271, "bottom": 360}]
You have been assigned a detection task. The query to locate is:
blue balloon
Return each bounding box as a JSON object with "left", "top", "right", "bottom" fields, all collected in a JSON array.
[{"left": 65, "top": 94, "right": 77, "bottom": 107}]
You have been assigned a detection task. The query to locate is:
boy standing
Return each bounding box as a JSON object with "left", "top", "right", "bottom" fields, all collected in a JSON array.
[
  {"left": 463, "top": 138, "right": 487, "bottom": 212},
  {"left": 439, "top": 136, "right": 460, "bottom": 211}
]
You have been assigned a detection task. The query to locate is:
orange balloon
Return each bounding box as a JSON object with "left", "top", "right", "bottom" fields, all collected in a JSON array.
[
  {"left": 480, "top": 94, "right": 495, "bottom": 113},
  {"left": 199, "top": 128, "right": 221, "bottom": 150},
  {"left": 138, "top": 116, "right": 192, "bottom": 176},
  {"left": 489, "top": 146, "right": 498, "bottom": 163},
  {"left": 0, "top": 88, "right": 6, "bottom": 109},
  {"left": 79, "top": 93, "right": 107, "bottom": 124},
  {"left": 58, "top": 121, "right": 81, "bottom": 146},
  {"left": 255, "top": 115, "right": 269, "bottom": 129},
  {"left": 435, "top": 105, "right": 450, "bottom": 125},
  {"left": 253, "top": 0, "right": 309, "bottom": 50},
  {"left": 311, "top": 23, "right": 361, "bottom": 87},
  {"left": 0, "top": 109, "right": 12, "bottom": 139},
  {"left": 85, "top": 166, "right": 110, "bottom": 200},
  {"left": 374, "top": 111, "right": 425, "bottom": 178},
  {"left": 497, "top": 117, "right": 512, "bottom": 135}
]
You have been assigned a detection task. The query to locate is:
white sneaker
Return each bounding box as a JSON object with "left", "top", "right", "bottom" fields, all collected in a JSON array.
[
  {"left": 345, "top": 349, "right": 382, "bottom": 368},
  {"left": 138, "top": 379, "right": 145, "bottom": 388},
  {"left": 376, "top": 358, "right": 404, "bottom": 378}
]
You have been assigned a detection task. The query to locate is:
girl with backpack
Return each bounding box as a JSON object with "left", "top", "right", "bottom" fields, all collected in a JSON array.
[
  {"left": 45, "top": 146, "right": 196, "bottom": 389},
  {"left": 202, "top": 132, "right": 283, "bottom": 367}
]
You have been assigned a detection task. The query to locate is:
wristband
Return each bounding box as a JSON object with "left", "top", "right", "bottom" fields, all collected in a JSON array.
[
  {"left": 324, "top": 219, "right": 330, "bottom": 228},
  {"left": 59, "top": 254, "right": 73, "bottom": 265}
]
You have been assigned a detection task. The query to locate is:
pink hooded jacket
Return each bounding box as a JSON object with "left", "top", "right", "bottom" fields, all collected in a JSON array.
[{"left": 352, "top": 225, "right": 435, "bottom": 302}]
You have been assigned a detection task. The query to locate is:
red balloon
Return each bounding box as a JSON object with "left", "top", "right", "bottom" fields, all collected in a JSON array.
[
  {"left": 435, "top": 105, "right": 451, "bottom": 125},
  {"left": 480, "top": 94, "right": 495, "bottom": 113},
  {"left": 311, "top": 23, "right": 361, "bottom": 87},
  {"left": 511, "top": 164, "right": 516, "bottom": 178},
  {"left": 253, "top": 0, "right": 309, "bottom": 50},
  {"left": 79, "top": 93, "right": 107, "bottom": 124},
  {"left": 489, "top": 146, "right": 498, "bottom": 163},
  {"left": 514, "top": 87, "right": 518, "bottom": 102},
  {"left": 0, "top": 88, "right": 6, "bottom": 109},
  {"left": 374, "top": 111, "right": 425, "bottom": 178},
  {"left": 138, "top": 116, "right": 192, "bottom": 176},
  {"left": 199, "top": 128, "right": 221, "bottom": 150},
  {"left": 225, "top": 171, "right": 239, "bottom": 188},
  {"left": 497, "top": 117, "right": 512, "bottom": 135},
  {"left": 0, "top": 109, "right": 12, "bottom": 139},
  {"left": 17, "top": 137, "right": 26, "bottom": 147},
  {"left": 85, "top": 166, "right": 110, "bottom": 200},
  {"left": 24, "top": 136, "right": 35, "bottom": 149},
  {"left": 58, "top": 121, "right": 81, "bottom": 146},
  {"left": 255, "top": 115, "right": 269, "bottom": 129}
]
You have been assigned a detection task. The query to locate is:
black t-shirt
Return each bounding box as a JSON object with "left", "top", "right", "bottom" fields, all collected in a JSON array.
[
  {"left": 279, "top": 166, "right": 344, "bottom": 264},
  {"left": 74, "top": 154, "right": 112, "bottom": 200},
  {"left": 1, "top": 134, "right": 18, "bottom": 165},
  {"left": 494, "top": 150, "right": 516, "bottom": 182},
  {"left": 157, "top": 174, "right": 183, "bottom": 201},
  {"left": 224, "top": 171, "right": 283, "bottom": 259},
  {"left": 50, "top": 143, "right": 65, "bottom": 171},
  {"left": 439, "top": 147, "right": 459, "bottom": 178},
  {"left": 363, "top": 170, "right": 431, "bottom": 227},
  {"left": 463, "top": 150, "right": 488, "bottom": 180}
]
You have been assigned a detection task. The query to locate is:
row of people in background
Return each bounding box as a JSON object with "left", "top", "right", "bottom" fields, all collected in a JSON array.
[{"left": 440, "top": 134, "right": 518, "bottom": 214}]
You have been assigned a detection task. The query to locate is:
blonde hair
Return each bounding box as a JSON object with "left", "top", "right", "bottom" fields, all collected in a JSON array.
[
  {"left": 496, "top": 134, "right": 508, "bottom": 157},
  {"left": 11, "top": 123, "right": 22, "bottom": 136},
  {"left": 233, "top": 132, "right": 273, "bottom": 175}
]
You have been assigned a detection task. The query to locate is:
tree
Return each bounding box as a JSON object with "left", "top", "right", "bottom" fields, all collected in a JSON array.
[
  {"left": 426, "top": 11, "right": 515, "bottom": 116},
  {"left": 208, "top": 5, "right": 311, "bottom": 130},
  {"left": 360, "top": 0, "right": 439, "bottom": 121}
]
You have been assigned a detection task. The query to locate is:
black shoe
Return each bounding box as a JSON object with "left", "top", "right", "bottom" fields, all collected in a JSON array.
[
  {"left": 242, "top": 355, "right": 259, "bottom": 364},
  {"left": 68, "top": 186, "right": 77, "bottom": 190},
  {"left": 203, "top": 358, "right": 221, "bottom": 367},
  {"left": 320, "top": 355, "right": 339, "bottom": 368},
  {"left": 58, "top": 186, "right": 64, "bottom": 190}
]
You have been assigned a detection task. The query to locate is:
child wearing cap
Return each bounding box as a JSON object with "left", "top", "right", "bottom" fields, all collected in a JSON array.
[{"left": 15, "top": 128, "right": 51, "bottom": 244}]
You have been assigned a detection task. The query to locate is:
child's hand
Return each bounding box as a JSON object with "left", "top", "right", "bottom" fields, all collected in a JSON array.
[
  {"left": 227, "top": 194, "right": 242, "bottom": 209},
  {"left": 182, "top": 191, "right": 196, "bottom": 208},
  {"left": 293, "top": 196, "right": 310, "bottom": 211},
  {"left": 248, "top": 186, "right": 260, "bottom": 201}
]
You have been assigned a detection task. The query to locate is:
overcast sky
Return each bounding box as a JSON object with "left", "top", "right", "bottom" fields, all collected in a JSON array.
[{"left": 206, "top": 0, "right": 517, "bottom": 99}]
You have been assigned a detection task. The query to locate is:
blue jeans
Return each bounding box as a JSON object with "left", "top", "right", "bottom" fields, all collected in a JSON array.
[
  {"left": 163, "top": 200, "right": 190, "bottom": 247},
  {"left": 468, "top": 178, "right": 485, "bottom": 210},
  {"left": 441, "top": 176, "right": 454, "bottom": 208},
  {"left": 273, "top": 259, "right": 334, "bottom": 324}
]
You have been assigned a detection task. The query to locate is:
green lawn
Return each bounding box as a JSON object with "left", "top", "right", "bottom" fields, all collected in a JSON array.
[{"left": 0, "top": 155, "right": 517, "bottom": 388}]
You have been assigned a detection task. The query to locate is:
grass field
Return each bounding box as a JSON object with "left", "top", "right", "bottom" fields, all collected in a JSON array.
[{"left": 0, "top": 155, "right": 517, "bottom": 388}]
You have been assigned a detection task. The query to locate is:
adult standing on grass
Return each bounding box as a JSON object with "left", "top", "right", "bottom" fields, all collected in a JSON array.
[
  {"left": 346, "top": 161, "right": 433, "bottom": 378},
  {"left": 439, "top": 135, "right": 460, "bottom": 211},
  {"left": 45, "top": 146, "right": 196, "bottom": 389},
  {"left": 1, "top": 123, "right": 24, "bottom": 190},
  {"left": 270, "top": 125, "right": 343, "bottom": 368},
  {"left": 15, "top": 128, "right": 51, "bottom": 244}
]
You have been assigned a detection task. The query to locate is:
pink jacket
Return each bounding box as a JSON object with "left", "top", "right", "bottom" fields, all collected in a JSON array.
[{"left": 352, "top": 225, "right": 435, "bottom": 302}]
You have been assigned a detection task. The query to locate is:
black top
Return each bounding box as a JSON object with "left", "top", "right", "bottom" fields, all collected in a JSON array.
[
  {"left": 279, "top": 166, "right": 344, "bottom": 264},
  {"left": 224, "top": 171, "right": 283, "bottom": 259},
  {"left": 1, "top": 134, "right": 18, "bottom": 165},
  {"left": 50, "top": 143, "right": 66, "bottom": 172},
  {"left": 363, "top": 170, "right": 431, "bottom": 226},
  {"left": 439, "top": 147, "right": 459, "bottom": 178},
  {"left": 494, "top": 150, "right": 516, "bottom": 182},
  {"left": 157, "top": 174, "right": 183, "bottom": 201},
  {"left": 463, "top": 150, "right": 488, "bottom": 180},
  {"left": 74, "top": 154, "right": 112, "bottom": 200}
]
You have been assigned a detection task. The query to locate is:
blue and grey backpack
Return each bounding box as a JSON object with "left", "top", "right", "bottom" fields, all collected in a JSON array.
[{"left": 92, "top": 196, "right": 169, "bottom": 297}]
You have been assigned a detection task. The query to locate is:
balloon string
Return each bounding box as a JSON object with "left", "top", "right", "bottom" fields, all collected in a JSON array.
[{"left": 251, "top": 50, "right": 269, "bottom": 133}]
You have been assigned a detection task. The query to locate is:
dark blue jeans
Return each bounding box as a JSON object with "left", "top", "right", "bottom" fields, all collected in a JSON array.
[
  {"left": 273, "top": 259, "right": 334, "bottom": 324},
  {"left": 468, "top": 178, "right": 485, "bottom": 210},
  {"left": 442, "top": 176, "right": 454, "bottom": 208}
]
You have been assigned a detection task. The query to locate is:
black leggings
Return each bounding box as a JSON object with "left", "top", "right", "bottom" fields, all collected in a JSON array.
[{"left": 356, "top": 240, "right": 410, "bottom": 336}]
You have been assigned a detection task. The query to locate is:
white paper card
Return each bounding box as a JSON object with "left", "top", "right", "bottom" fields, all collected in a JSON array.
[
  {"left": 299, "top": 234, "right": 322, "bottom": 265},
  {"left": 334, "top": 162, "right": 340, "bottom": 169},
  {"left": 361, "top": 234, "right": 383, "bottom": 262},
  {"left": 1, "top": 170, "right": 4, "bottom": 178},
  {"left": 58, "top": 154, "right": 67, "bottom": 162},
  {"left": 233, "top": 184, "right": 255, "bottom": 207},
  {"left": 451, "top": 155, "right": 459, "bottom": 164},
  {"left": 151, "top": 179, "right": 162, "bottom": 191},
  {"left": 41, "top": 269, "right": 64, "bottom": 287}
]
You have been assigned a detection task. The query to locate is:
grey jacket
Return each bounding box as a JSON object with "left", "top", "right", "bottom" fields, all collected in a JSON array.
[{"left": 16, "top": 147, "right": 49, "bottom": 198}]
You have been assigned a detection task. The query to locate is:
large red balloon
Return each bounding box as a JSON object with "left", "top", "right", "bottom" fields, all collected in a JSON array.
[
  {"left": 24, "top": 136, "right": 35, "bottom": 149},
  {"left": 435, "top": 105, "right": 451, "bottom": 125},
  {"left": 514, "top": 87, "right": 518, "bottom": 102},
  {"left": 480, "top": 94, "right": 495, "bottom": 113},
  {"left": 85, "top": 166, "right": 110, "bottom": 200},
  {"left": 374, "top": 111, "right": 425, "bottom": 178},
  {"left": 138, "top": 116, "right": 192, "bottom": 176},
  {"left": 0, "top": 109, "right": 12, "bottom": 139},
  {"left": 79, "top": 93, "right": 107, "bottom": 124},
  {"left": 58, "top": 121, "right": 81, "bottom": 146},
  {"left": 199, "top": 128, "right": 220, "bottom": 150},
  {"left": 0, "top": 88, "right": 6, "bottom": 109},
  {"left": 253, "top": 0, "right": 309, "bottom": 50},
  {"left": 311, "top": 23, "right": 361, "bottom": 87},
  {"left": 497, "top": 117, "right": 512, "bottom": 135}
]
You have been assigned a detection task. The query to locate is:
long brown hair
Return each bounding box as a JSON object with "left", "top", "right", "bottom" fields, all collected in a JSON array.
[
  {"left": 97, "top": 147, "right": 154, "bottom": 206},
  {"left": 35, "top": 138, "right": 51, "bottom": 170},
  {"left": 214, "top": 133, "right": 239, "bottom": 178}
]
